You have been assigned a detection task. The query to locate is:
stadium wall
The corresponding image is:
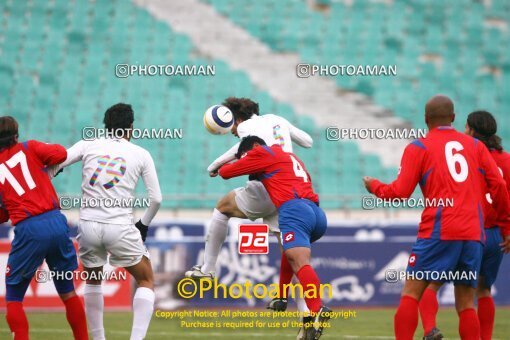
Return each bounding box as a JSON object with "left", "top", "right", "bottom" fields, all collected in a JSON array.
[{"left": 2, "top": 211, "right": 509, "bottom": 309}]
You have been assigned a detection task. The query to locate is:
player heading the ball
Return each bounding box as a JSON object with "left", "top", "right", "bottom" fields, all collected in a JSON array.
[{"left": 218, "top": 135, "right": 331, "bottom": 340}]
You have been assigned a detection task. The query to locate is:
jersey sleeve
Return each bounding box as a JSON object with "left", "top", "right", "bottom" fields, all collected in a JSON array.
[
  {"left": 140, "top": 151, "right": 163, "bottom": 226},
  {"left": 369, "top": 142, "right": 424, "bottom": 199},
  {"left": 207, "top": 142, "right": 239, "bottom": 172},
  {"left": 47, "top": 140, "right": 89, "bottom": 179},
  {"left": 283, "top": 117, "right": 313, "bottom": 148},
  {"left": 28, "top": 140, "right": 67, "bottom": 166},
  {"left": 219, "top": 146, "right": 273, "bottom": 179},
  {"left": 479, "top": 146, "right": 510, "bottom": 235}
]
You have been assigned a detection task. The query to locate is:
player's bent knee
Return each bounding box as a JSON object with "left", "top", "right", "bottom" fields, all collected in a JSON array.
[
  {"left": 216, "top": 192, "right": 237, "bottom": 215},
  {"left": 136, "top": 279, "right": 154, "bottom": 290},
  {"left": 5, "top": 283, "right": 29, "bottom": 302},
  {"left": 84, "top": 266, "right": 104, "bottom": 285},
  {"left": 400, "top": 279, "right": 429, "bottom": 300},
  {"left": 126, "top": 257, "right": 154, "bottom": 288},
  {"left": 427, "top": 281, "right": 443, "bottom": 292},
  {"left": 454, "top": 285, "right": 476, "bottom": 312},
  {"left": 59, "top": 290, "right": 78, "bottom": 302},
  {"left": 284, "top": 248, "right": 310, "bottom": 273},
  {"left": 54, "top": 277, "right": 76, "bottom": 298},
  {"left": 476, "top": 276, "right": 491, "bottom": 297}
]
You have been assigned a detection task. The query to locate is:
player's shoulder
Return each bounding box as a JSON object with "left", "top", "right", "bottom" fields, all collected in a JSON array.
[
  {"left": 406, "top": 138, "right": 427, "bottom": 151},
  {"left": 262, "top": 113, "right": 278, "bottom": 119},
  {"left": 23, "top": 139, "right": 63, "bottom": 151},
  {"left": 262, "top": 113, "right": 287, "bottom": 124},
  {"left": 0, "top": 141, "right": 23, "bottom": 158},
  {"left": 250, "top": 144, "right": 278, "bottom": 157},
  {"left": 236, "top": 115, "right": 257, "bottom": 133},
  {"left": 124, "top": 140, "right": 153, "bottom": 159},
  {"left": 24, "top": 139, "right": 45, "bottom": 147},
  {"left": 68, "top": 138, "right": 97, "bottom": 153}
]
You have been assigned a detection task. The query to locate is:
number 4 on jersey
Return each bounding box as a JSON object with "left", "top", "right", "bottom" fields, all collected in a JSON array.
[{"left": 290, "top": 155, "right": 308, "bottom": 182}]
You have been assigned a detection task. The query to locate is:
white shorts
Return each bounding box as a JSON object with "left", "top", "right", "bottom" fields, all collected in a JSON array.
[
  {"left": 234, "top": 181, "right": 279, "bottom": 233},
  {"left": 77, "top": 220, "right": 149, "bottom": 268}
]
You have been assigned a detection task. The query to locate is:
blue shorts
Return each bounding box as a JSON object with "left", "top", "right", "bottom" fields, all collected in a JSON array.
[
  {"left": 278, "top": 199, "right": 327, "bottom": 251},
  {"left": 480, "top": 227, "right": 504, "bottom": 288},
  {"left": 6, "top": 210, "right": 77, "bottom": 286},
  {"left": 406, "top": 238, "right": 482, "bottom": 288}
]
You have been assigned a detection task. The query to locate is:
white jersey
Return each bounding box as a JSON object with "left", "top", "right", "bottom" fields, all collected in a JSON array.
[
  {"left": 57, "top": 138, "right": 162, "bottom": 225},
  {"left": 207, "top": 114, "right": 313, "bottom": 172}
]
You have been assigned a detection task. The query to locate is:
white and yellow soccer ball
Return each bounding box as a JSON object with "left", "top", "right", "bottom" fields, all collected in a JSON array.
[{"left": 203, "top": 105, "right": 234, "bottom": 135}]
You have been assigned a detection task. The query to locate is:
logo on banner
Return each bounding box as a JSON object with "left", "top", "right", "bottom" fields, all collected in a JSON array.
[{"left": 238, "top": 224, "right": 269, "bottom": 254}]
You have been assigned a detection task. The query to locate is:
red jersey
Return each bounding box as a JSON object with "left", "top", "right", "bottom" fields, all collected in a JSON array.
[
  {"left": 0, "top": 141, "right": 66, "bottom": 225},
  {"left": 219, "top": 145, "right": 319, "bottom": 208},
  {"left": 369, "top": 127, "right": 510, "bottom": 241},
  {"left": 483, "top": 149, "right": 510, "bottom": 234}
]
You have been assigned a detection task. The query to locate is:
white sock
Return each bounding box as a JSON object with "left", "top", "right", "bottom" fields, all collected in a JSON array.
[
  {"left": 201, "top": 208, "right": 229, "bottom": 273},
  {"left": 130, "top": 287, "right": 155, "bottom": 340},
  {"left": 84, "top": 284, "right": 105, "bottom": 340},
  {"left": 293, "top": 275, "right": 310, "bottom": 314}
]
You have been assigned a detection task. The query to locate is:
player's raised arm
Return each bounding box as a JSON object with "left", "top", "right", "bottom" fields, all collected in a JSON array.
[
  {"left": 28, "top": 140, "right": 67, "bottom": 165},
  {"left": 366, "top": 141, "right": 424, "bottom": 199},
  {"left": 219, "top": 145, "right": 272, "bottom": 179},
  {"left": 139, "top": 151, "right": 163, "bottom": 226},
  {"left": 478, "top": 143, "right": 510, "bottom": 235},
  {"left": 207, "top": 142, "right": 239, "bottom": 173}
]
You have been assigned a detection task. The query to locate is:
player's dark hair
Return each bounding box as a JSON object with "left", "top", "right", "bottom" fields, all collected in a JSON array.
[
  {"left": 103, "top": 103, "right": 134, "bottom": 135},
  {"left": 222, "top": 97, "right": 259, "bottom": 122},
  {"left": 0, "top": 116, "right": 19, "bottom": 149},
  {"left": 236, "top": 135, "right": 266, "bottom": 159},
  {"left": 467, "top": 110, "right": 503, "bottom": 151}
]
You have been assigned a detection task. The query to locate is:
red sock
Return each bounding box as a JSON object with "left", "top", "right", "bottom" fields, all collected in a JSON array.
[
  {"left": 279, "top": 254, "right": 293, "bottom": 299},
  {"left": 458, "top": 308, "right": 480, "bottom": 340},
  {"left": 6, "top": 302, "right": 29, "bottom": 340},
  {"left": 419, "top": 288, "right": 439, "bottom": 335},
  {"left": 64, "top": 296, "right": 89, "bottom": 340},
  {"left": 478, "top": 297, "right": 495, "bottom": 340},
  {"left": 394, "top": 296, "right": 419, "bottom": 340},
  {"left": 295, "top": 265, "right": 322, "bottom": 313}
]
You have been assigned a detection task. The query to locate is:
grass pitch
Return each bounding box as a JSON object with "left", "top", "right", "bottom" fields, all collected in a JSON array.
[{"left": 1, "top": 308, "right": 509, "bottom": 339}]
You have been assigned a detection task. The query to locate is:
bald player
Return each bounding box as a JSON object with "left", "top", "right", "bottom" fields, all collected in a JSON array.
[{"left": 363, "top": 95, "right": 510, "bottom": 340}]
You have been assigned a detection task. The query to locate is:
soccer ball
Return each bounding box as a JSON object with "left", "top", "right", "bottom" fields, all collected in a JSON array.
[{"left": 203, "top": 105, "right": 234, "bottom": 135}]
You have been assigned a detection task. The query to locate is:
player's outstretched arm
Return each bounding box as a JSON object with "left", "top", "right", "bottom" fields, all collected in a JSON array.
[
  {"left": 48, "top": 140, "right": 88, "bottom": 179},
  {"left": 219, "top": 147, "right": 270, "bottom": 179},
  {"left": 29, "top": 140, "right": 67, "bottom": 165},
  {"left": 207, "top": 142, "right": 240, "bottom": 174},
  {"left": 365, "top": 143, "right": 423, "bottom": 199},
  {"left": 138, "top": 150, "right": 163, "bottom": 239}
]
